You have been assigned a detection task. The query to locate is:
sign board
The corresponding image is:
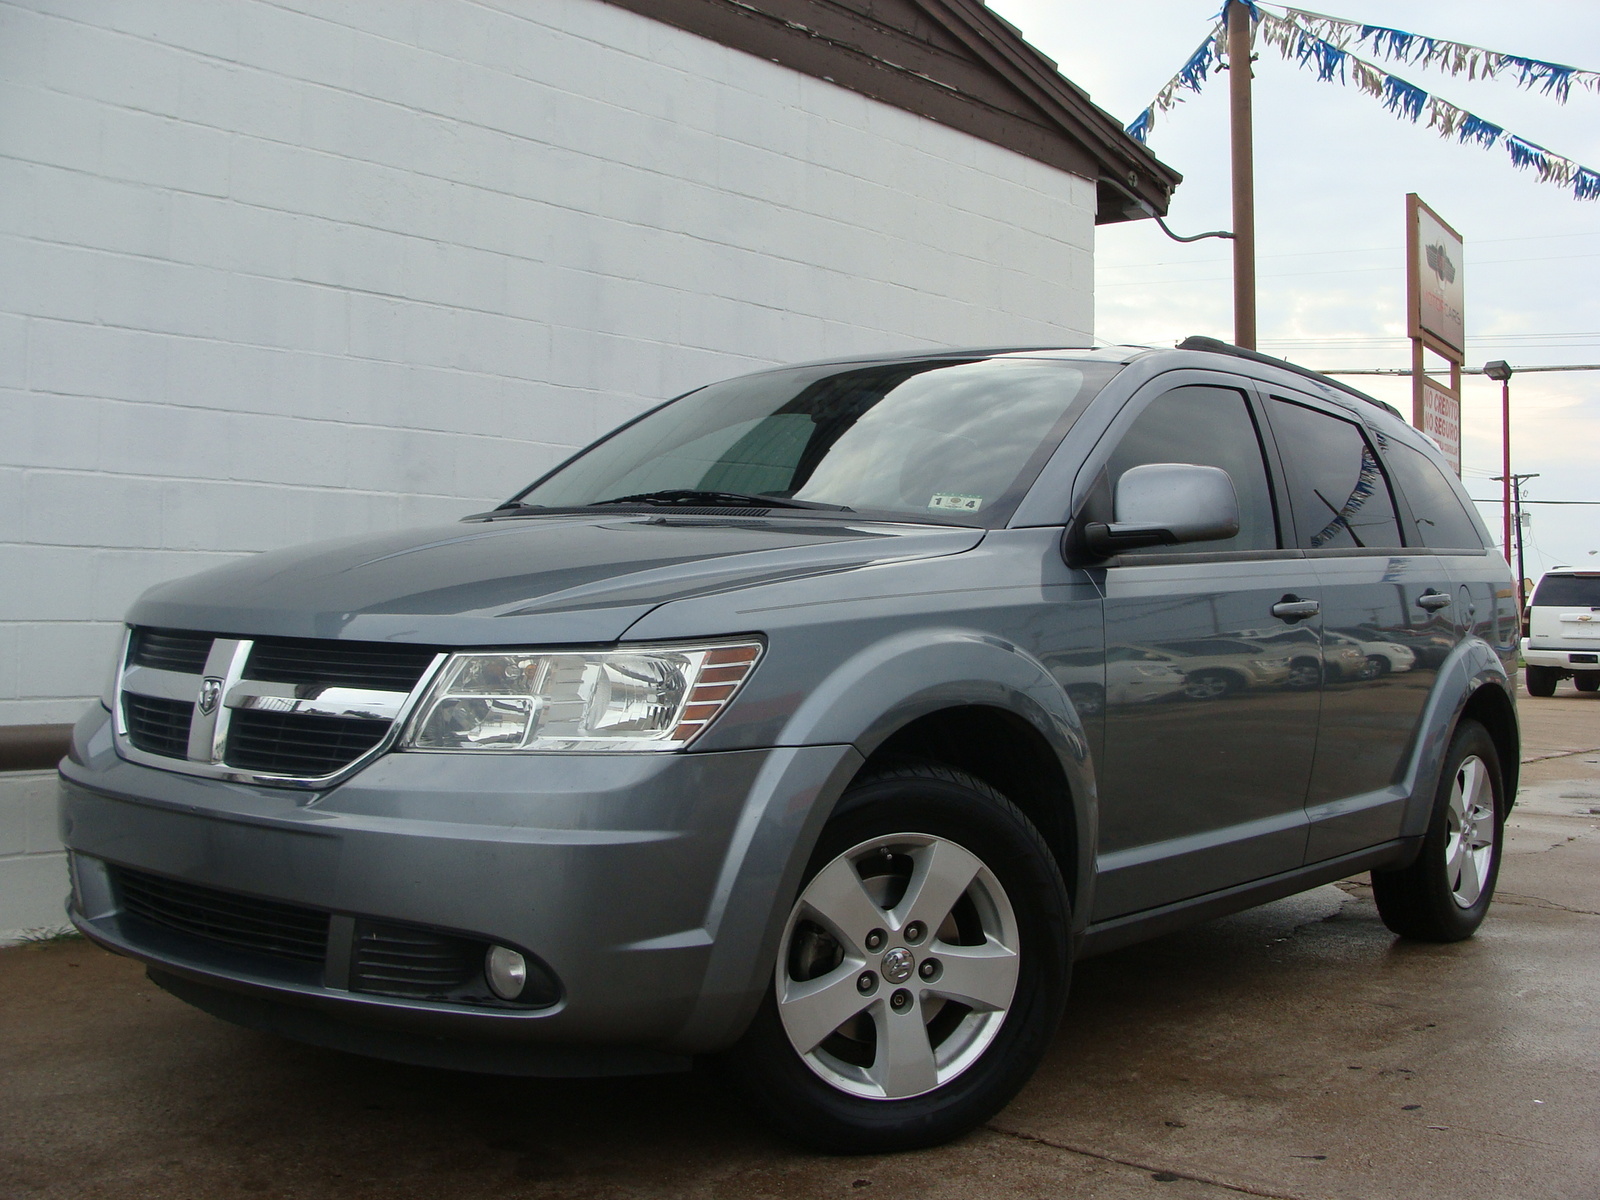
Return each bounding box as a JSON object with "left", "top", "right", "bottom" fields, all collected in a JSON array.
[
  {"left": 1406, "top": 194, "right": 1465, "bottom": 355},
  {"left": 1418, "top": 376, "right": 1461, "bottom": 475}
]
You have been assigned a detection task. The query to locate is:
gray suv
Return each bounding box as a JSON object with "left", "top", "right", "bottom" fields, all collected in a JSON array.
[{"left": 58, "top": 338, "right": 1519, "bottom": 1151}]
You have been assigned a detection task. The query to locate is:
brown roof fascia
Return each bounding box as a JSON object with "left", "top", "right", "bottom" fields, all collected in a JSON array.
[
  {"left": 599, "top": 0, "right": 1180, "bottom": 223},
  {"left": 915, "top": 0, "right": 1180, "bottom": 220}
]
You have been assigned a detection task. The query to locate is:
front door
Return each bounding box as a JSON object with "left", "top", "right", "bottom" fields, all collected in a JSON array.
[{"left": 1090, "top": 382, "right": 1320, "bottom": 920}]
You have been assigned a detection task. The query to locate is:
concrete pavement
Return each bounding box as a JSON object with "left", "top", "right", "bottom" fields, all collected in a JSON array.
[{"left": 3, "top": 691, "right": 1597, "bottom": 1200}]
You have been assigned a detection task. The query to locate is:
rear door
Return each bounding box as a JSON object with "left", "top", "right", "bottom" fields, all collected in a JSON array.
[
  {"left": 1263, "top": 393, "right": 1453, "bottom": 862},
  {"left": 1089, "top": 378, "right": 1320, "bottom": 920},
  {"left": 1378, "top": 432, "right": 1517, "bottom": 677}
]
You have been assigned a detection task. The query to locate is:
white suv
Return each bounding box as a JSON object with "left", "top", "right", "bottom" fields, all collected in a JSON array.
[{"left": 1522, "top": 569, "right": 1600, "bottom": 696}]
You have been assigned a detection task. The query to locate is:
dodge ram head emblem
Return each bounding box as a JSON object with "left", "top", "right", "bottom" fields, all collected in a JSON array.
[
  {"left": 197, "top": 677, "right": 222, "bottom": 716},
  {"left": 881, "top": 946, "right": 914, "bottom": 983}
]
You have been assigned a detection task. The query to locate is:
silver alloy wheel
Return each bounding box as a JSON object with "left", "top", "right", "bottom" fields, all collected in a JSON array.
[
  {"left": 776, "top": 833, "right": 1020, "bottom": 1101},
  {"left": 1184, "top": 672, "right": 1231, "bottom": 701},
  {"left": 1445, "top": 754, "right": 1496, "bottom": 908}
]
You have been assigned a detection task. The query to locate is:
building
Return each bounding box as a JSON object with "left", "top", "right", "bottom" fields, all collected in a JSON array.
[{"left": 0, "top": 0, "right": 1177, "bottom": 936}]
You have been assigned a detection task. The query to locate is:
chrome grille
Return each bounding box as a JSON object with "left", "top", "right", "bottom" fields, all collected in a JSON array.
[{"left": 113, "top": 626, "right": 443, "bottom": 786}]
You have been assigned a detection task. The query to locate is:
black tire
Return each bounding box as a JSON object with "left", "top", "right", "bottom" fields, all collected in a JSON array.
[
  {"left": 1574, "top": 674, "right": 1599, "bottom": 694},
  {"left": 722, "top": 763, "right": 1070, "bottom": 1153},
  {"left": 1525, "top": 665, "right": 1560, "bottom": 697},
  {"left": 1371, "top": 720, "right": 1504, "bottom": 942}
]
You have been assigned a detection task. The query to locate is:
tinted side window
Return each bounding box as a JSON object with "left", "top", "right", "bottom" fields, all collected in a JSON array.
[
  {"left": 1379, "top": 437, "right": 1485, "bottom": 550},
  {"left": 1269, "top": 399, "right": 1403, "bottom": 551},
  {"left": 1105, "top": 386, "right": 1278, "bottom": 553}
]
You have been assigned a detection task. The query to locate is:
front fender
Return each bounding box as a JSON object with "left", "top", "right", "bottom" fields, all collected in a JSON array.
[
  {"left": 671, "top": 628, "right": 1098, "bottom": 1052},
  {"left": 776, "top": 627, "right": 1086, "bottom": 761},
  {"left": 779, "top": 627, "right": 1096, "bottom": 924}
]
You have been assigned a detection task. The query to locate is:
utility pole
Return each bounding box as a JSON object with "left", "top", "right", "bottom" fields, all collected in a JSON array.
[
  {"left": 1227, "top": 1, "right": 1257, "bottom": 349},
  {"left": 1484, "top": 360, "right": 1513, "bottom": 563},
  {"left": 1495, "top": 471, "right": 1539, "bottom": 610}
]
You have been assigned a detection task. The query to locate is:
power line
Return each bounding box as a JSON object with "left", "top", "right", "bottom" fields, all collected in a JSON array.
[
  {"left": 1318, "top": 364, "right": 1600, "bottom": 376},
  {"left": 1100, "top": 229, "right": 1600, "bottom": 273},
  {"left": 1469, "top": 498, "right": 1600, "bottom": 505},
  {"left": 1098, "top": 251, "right": 1600, "bottom": 288}
]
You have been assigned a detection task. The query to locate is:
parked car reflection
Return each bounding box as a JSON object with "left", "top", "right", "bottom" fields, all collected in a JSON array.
[
  {"left": 1325, "top": 629, "right": 1415, "bottom": 679},
  {"left": 1054, "top": 646, "right": 1188, "bottom": 716}
]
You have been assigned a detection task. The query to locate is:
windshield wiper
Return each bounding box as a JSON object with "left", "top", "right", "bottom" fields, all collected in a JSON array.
[{"left": 591, "top": 489, "right": 853, "bottom": 512}]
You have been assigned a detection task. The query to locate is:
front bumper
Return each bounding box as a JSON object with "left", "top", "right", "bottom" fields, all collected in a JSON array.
[{"left": 59, "top": 705, "right": 860, "bottom": 1066}]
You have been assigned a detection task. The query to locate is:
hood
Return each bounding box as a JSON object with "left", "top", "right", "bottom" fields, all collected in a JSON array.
[{"left": 128, "top": 514, "right": 984, "bottom": 645}]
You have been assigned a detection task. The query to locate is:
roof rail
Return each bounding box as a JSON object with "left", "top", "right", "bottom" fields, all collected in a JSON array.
[{"left": 1175, "top": 335, "right": 1405, "bottom": 422}]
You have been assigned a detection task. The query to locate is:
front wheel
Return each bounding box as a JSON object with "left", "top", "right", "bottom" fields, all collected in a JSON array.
[
  {"left": 723, "top": 763, "right": 1070, "bottom": 1153},
  {"left": 1371, "top": 720, "right": 1504, "bottom": 942}
]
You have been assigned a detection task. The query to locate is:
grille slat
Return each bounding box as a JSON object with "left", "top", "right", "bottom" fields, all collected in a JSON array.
[
  {"left": 351, "top": 924, "right": 479, "bottom": 999},
  {"left": 129, "top": 628, "right": 214, "bottom": 673},
  {"left": 224, "top": 710, "right": 390, "bottom": 776},
  {"left": 123, "top": 694, "right": 194, "bottom": 758},
  {"left": 244, "top": 639, "right": 437, "bottom": 691},
  {"left": 114, "top": 866, "right": 329, "bottom": 964}
]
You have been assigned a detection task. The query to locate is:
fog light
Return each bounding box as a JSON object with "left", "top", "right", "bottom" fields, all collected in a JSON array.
[{"left": 485, "top": 945, "right": 528, "bottom": 1000}]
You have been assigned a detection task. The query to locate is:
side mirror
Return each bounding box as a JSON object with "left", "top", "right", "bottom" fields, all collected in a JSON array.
[{"left": 1083, "top": 463, "right": 1240, "bottom": 557}]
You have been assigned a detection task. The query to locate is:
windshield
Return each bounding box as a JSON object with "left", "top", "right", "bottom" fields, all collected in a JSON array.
[
  {"left": 510, "top": 358, "right": 1119, "bottom": 526},
  {"left": 1531, "top": 574, "right": 1600, "bottom": 607}
]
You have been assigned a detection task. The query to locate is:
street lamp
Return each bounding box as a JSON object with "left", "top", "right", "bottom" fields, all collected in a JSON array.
[{"left": 1483, "top": 359, "right": 1513, "bottom": 568}]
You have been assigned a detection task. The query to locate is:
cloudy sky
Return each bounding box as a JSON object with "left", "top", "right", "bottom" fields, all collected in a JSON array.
[{"left": 989, "top": 0, "right": 1600, "bottom": 581}]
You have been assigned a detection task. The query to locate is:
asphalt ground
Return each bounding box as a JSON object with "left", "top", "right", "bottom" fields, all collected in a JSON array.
[{"left": 4, "top": 688, "right": 1597, "bottom": 1200}]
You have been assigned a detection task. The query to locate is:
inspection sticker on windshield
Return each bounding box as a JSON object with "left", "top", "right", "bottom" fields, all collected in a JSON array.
[{"left": 929, "top": 493, "right": 984, "bottom": 512}]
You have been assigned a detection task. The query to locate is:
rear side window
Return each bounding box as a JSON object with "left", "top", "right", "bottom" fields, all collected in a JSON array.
[
  {"left": 1269, "top": 399, "right": 1403, "bottom": 551},
  {"left": 1105, "top": 386, "right": 1278, "bottom": 553},
  {"left": 1380, "top": 437, "right": 1485, "bottom": 550},
  {"left": 1531, "top": 575, "right": 1600, "bottom": 607}
]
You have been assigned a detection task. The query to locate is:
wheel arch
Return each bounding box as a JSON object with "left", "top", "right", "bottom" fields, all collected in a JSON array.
[
  {"left": 773, "top": 628, "right": 1098, "bottom": 934},
  {"left": 1398, "top": 641, "right": 1521, "bottom": 841},
  {"left": 1460, "top": 681, "right": 1520, "bottom": 809},
  {"left": 859, "top": 704, "right": 1083, "bottom": 916}
]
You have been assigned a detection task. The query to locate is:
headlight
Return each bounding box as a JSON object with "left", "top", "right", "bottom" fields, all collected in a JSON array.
[{"left": 403, "top": 641, "right": 762, "bottom": 752}]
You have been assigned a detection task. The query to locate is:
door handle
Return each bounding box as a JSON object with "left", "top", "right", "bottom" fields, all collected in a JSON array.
[
  {"left": 1271, "top": 595, "right": 1321, "bottom": 621},
  {"left": 1416, "top": 590, "right": 1452, "bottom": 612}
]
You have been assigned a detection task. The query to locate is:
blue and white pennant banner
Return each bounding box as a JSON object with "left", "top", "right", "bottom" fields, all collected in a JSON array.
[{"left": 1124, "top": 3, "right": 1600, "bottom": 201}]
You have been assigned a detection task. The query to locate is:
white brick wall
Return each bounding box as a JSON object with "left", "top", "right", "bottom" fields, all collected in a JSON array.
[
  {"left": 0, "top": 771, "right": 69, "bottom": 942},
  {"left": 0, "top": 0, "right": 1096, "bottom": 734}
]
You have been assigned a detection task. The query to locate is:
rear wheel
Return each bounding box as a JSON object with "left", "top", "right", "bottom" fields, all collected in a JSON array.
[
  {"left": 1574, "top": 674, "right": 1599, "bottom": 693},
  {"left": 1525, "top": 665, "right": 1560, "bottom": 697},
  {"left": 724, "top": 763, "right": 1070, "bottom": 1153},
  {"left": 1371, "top": 720, "right": 1503, "bottom": 942}
]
